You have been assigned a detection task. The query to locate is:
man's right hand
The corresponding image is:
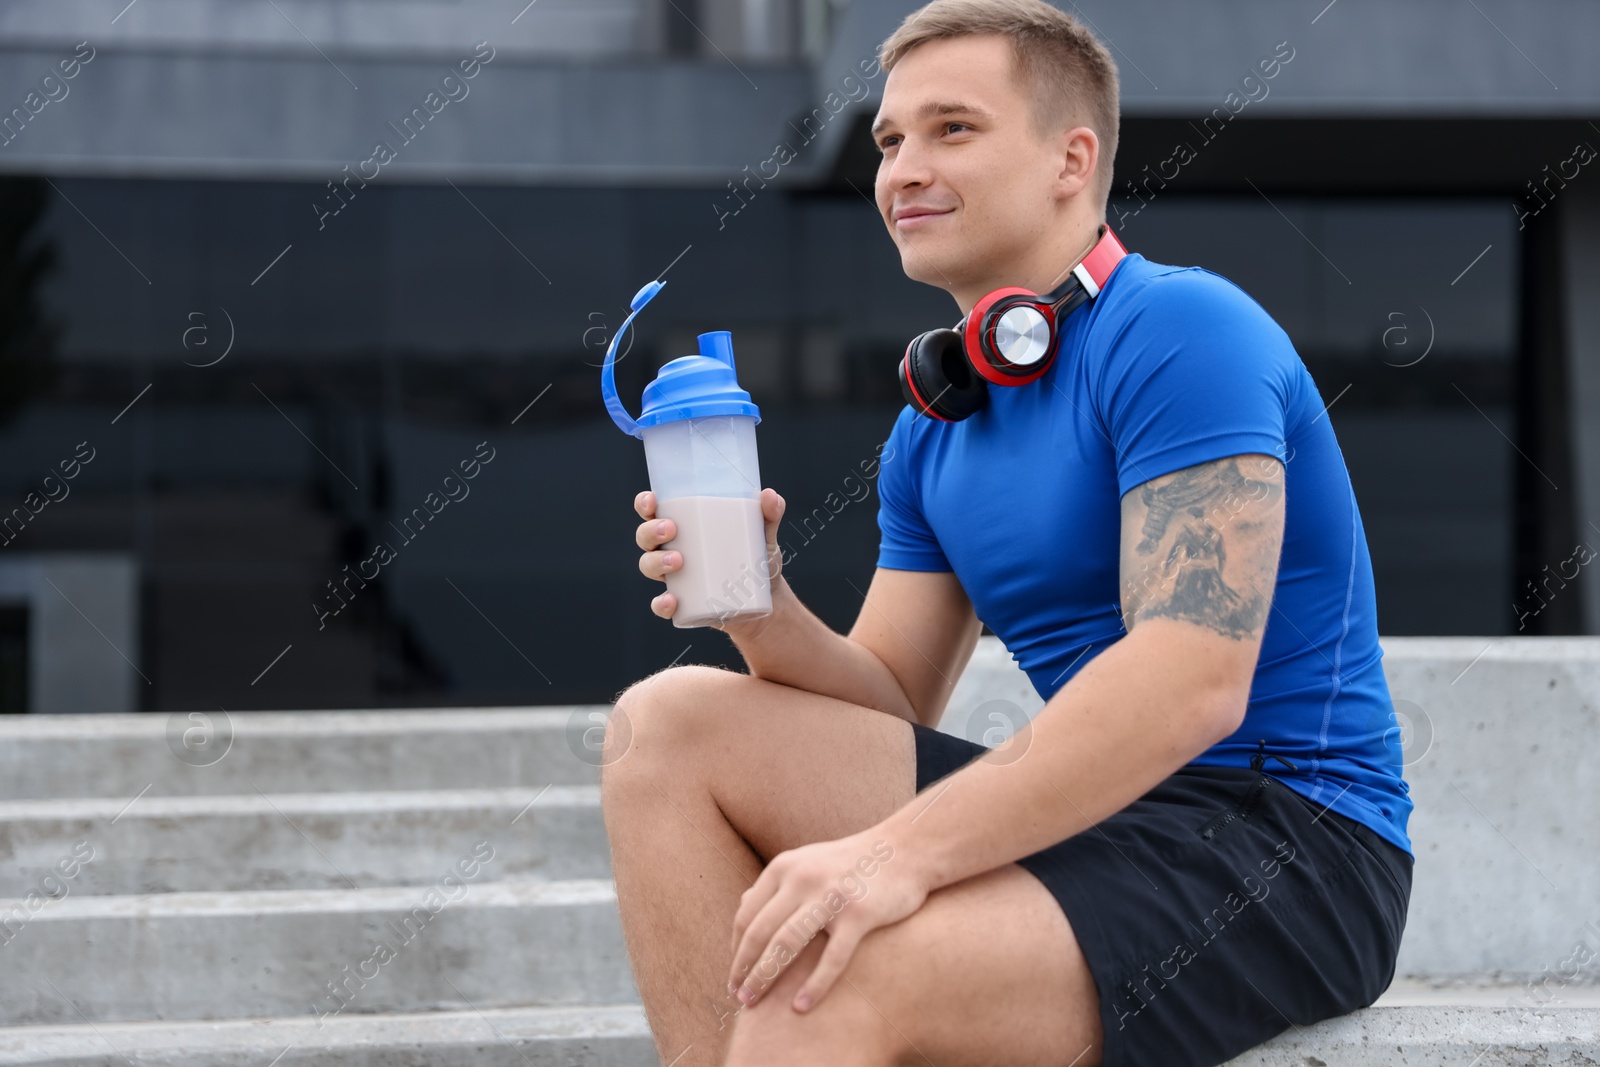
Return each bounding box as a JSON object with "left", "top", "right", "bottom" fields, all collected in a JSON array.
[{"left": 635, "top": 487, "right": 787, "bottom": 624}]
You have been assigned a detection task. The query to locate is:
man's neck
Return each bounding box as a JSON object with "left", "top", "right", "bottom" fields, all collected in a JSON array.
[{"left": 955, "top": 220, "right": 1104, "bottom": 316}]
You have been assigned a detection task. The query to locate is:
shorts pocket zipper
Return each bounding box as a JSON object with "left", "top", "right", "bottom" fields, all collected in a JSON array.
[{"left": 1198, "top": 740, "right": 1298, "bottom": 842}]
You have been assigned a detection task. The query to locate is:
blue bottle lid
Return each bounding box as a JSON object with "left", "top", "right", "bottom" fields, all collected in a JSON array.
[{"left": 601, "top": 280, "right": 762, "bottom": 439}]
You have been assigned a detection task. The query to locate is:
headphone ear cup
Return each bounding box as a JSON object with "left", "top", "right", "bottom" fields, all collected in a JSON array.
[
  {"left": 968, "top": 292, "right": 1059, "bottom": 386},
  {"left": 900, "top": 328, "right": 988, "bottom": 421}
]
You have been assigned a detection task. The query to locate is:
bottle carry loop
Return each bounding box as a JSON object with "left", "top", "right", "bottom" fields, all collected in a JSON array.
[{"left": 600, "top": 280, "right": 664, "bottom": 440}]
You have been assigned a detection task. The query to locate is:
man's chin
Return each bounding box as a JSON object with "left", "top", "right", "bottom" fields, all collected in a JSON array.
[{"left": 898, "top": 245, "right": 960, "bottom": 288}]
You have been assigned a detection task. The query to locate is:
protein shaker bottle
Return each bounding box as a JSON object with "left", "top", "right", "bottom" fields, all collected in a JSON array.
[{"left": 601, "top": 279, "right": 773, "bottom": 629}]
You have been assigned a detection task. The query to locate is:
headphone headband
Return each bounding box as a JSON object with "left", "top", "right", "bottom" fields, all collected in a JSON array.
[{"left": 1039, "top": 224, "right": 1127, "bottom": 305}]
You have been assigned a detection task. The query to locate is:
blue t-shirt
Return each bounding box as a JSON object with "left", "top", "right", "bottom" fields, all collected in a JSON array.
[{"left": 876, "top": 252, "right": 1414, "bottom": 858}]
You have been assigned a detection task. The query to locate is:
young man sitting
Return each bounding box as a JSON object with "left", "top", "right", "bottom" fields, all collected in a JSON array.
[{"left": 605, "top": 2, "right": 1414, "bottom": 1064}]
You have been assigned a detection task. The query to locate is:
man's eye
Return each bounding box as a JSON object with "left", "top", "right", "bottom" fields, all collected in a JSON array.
[{"left": 875, "top": 125, "right": 967, "bottom": 152}]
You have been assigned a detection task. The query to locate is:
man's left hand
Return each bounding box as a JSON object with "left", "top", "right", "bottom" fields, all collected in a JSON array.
[{"left": 727, "top": 829, "right": 924, "bottom": 1013}]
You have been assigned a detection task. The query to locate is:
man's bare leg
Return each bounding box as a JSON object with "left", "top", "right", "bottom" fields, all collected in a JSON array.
[
  {"left": 599, "top": 663, "right": 924, "bottom": 1067},
  {"left": 720, "top": 860, "right": 1100, "bottom": 1067}
]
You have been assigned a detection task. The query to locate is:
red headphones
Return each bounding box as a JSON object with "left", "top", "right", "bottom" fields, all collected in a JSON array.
[{"left": 898, "top": 225, "right": 1128, "bottom": 421}]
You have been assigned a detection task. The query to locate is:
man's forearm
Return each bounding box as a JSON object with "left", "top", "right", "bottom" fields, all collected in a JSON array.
[
  {"left": 877, "top": 619, "right": 1247, "bottom": 893},
  {"left": 726, "top": 577, "right": 919, "bottom": 722}
]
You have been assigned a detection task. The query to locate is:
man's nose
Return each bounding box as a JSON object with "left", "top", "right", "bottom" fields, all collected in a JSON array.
[{"left": 879, "top": 137, "right": 932, "bottom": 198}]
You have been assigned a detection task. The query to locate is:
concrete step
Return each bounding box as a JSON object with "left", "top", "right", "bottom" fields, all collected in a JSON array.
[
  {"left": 0, "top": 1004, "right": 657, "bottom": 1067},
  {"left": 0, "top": 787, "right": 608, "bottom": 895},
  {"left": 0, "top": 881, "right": 638, "bottom": 1027},
  {"left": 1222, "top": 1004, "right": 1600, "bottom": 1065},
  {"left": 0, "top": 710, "right": 605, "bottom": 800},
  {"left": 0, "top": 1001, "right": 1593, "bottom": 1067},
  {"left": 1376, "top": 976, "right": 1600, "bottom": 1007}
]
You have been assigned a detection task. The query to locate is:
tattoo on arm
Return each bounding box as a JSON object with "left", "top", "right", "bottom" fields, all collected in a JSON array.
[{"left": 1119, "top": 455, "right": 1286, "bottom": 640}]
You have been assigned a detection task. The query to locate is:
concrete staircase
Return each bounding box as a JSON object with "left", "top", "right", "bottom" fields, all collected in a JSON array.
[
  {"left": 0, "top": 708, "right": 654, "bottom": 1064},
  {"left": 0, "top": 638, "right": 1597, "bottom": 1064}
]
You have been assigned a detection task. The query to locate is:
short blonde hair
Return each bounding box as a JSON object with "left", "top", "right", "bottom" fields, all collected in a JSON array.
[{"left": 879, "top": 0, "right": 1120, "bottom": 210}]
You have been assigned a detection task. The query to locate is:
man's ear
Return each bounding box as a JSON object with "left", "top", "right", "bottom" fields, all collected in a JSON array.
[{"left": 1052, "top": 124, "right": 1098, "bottom": 199}]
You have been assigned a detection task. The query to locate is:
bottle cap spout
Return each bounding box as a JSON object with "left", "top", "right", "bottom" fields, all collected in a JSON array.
[{"left": 697, "top": 331, "right": 736, "bottom": 374}]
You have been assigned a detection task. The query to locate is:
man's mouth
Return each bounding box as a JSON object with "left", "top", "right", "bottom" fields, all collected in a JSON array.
[{"left": 893, "top": 208, "right": 953, "bottom": 231}]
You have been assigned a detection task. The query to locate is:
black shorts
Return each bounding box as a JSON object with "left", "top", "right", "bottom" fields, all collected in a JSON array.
[{"left": 911, "top": 721, "right": 1413, "bottom": 1067}]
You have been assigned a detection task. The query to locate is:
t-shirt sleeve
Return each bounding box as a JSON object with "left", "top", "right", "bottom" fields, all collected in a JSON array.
[
  {"left": 874, "top": 408, "right": 952, "bottom": 572},
  {"left": 1096, "top": 269, "right": 1296, "bottom": 499}
]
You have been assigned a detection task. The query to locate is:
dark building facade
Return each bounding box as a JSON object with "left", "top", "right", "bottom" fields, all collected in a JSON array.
[{"left": 0, "top": 0, "right": 1596, "bottom": 710}]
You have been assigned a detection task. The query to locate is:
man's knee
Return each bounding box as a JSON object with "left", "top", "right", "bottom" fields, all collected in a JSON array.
[
  {"left": 613, "top": 663, "right": 737, "bottom": 733},
  {"left": 602, "top": 664, "right": 740, "bottom": 783}
]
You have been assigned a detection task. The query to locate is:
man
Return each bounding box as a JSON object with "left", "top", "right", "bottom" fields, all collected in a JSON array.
[{"left": 603, "top": 2, "right": 1413, "bottom": 1065}]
